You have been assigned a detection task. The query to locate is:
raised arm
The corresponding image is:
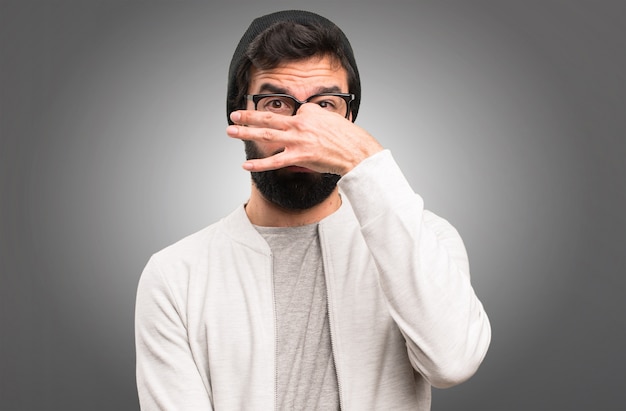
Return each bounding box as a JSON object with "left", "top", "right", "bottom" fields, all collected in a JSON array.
[{"left": 339, "top": 151, "right": 491, "bottom": 387}]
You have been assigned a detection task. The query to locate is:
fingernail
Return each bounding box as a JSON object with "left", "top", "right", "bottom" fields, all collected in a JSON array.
[
  {"left": 230, "top": 111, "right": 241, "bottom": 122},
  {"left": 226, "top": 125, "right": 238, "bottom": 135},
  {"left": 242, "top": 161, "right": 253, "bottom": 170}
]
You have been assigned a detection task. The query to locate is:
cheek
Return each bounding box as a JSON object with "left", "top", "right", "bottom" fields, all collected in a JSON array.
[
  {"left": 260, "top": 141, "right": 285, "bottom": 157},
  {"left": 244, "top": 140, "right": 284, "bottom": 160},
  {"left": 248, "top": 127, "right": 284, "bottom": 157}
]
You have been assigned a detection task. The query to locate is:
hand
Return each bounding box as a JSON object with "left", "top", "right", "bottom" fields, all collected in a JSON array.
[{"left": 226, "top": 104, "right": 383, "bottom": 176}]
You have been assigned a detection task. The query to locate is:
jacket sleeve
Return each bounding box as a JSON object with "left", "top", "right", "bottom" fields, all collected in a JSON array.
[
  {"left": 338, "top": 150, "right": 491, "bottom": 389},
  {"left": 135, "top": 254, "right": 213, "bottom": 410}
]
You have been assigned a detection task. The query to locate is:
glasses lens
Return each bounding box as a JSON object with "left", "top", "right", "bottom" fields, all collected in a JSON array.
[
  {"left": 256, "top": 95, "right": 296, "bottom": 115},
  {"left": 308, "top": 95, "right": 349, "bottom": 116}
]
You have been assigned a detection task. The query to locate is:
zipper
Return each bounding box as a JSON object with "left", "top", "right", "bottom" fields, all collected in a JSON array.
[
  {"left": 320, "top": 226, "right": 344, "bottom": 410},
  {"left": 269, "top": 252, "right": 278, "bottom": 411},
  {"left": 326, "top": 285, "right": 344, "bottom": 410}
]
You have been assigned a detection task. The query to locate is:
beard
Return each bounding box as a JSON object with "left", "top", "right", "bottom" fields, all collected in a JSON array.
[{"left": 245, "top": 141, "right": 340, "bottom": 210}]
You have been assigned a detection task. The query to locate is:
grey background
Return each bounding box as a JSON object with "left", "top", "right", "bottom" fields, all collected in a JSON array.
[{"left": 1, "top": 1, "right": 624, "bottom": 410}]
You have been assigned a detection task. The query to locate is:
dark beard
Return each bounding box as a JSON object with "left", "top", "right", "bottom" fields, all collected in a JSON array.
[{"left": 245, "top": 141, "right": 340, "bottom": 210}]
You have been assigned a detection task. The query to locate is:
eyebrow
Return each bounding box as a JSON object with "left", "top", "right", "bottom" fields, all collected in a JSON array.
[{"left": 257, "top": 83, "right": 344, "bottom": 96}]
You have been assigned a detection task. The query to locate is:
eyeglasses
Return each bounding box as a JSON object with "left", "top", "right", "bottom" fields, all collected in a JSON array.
[{"left": 246, "top": 93, "right": 355, "bottom": 118}]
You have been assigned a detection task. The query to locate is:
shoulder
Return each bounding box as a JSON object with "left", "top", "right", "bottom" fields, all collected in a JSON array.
[
  {"left": 150, "top": 205, "right": 249, "bottom": 266},
  {"left": 141, "top": 204, "right": 266, "bottom": 282},
  {"left": 138, "top": 222, "right": 221, "bottom": 294},
  {"left": 153, "top": 223, "right": 219, "bottom": 265}
]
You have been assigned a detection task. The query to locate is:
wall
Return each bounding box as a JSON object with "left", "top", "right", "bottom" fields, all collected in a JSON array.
[{"left": 1, "top": 1, "right": 624, "bottom": 409}]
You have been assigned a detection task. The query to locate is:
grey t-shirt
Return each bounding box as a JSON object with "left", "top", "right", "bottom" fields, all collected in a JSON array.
[{"left": 255, "top": 223, "right": 340, "bottom": 410}]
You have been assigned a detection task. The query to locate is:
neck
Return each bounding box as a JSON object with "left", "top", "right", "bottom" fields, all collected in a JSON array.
[{"left": 245, "top": 185, "right": 341, "bottom": 227}]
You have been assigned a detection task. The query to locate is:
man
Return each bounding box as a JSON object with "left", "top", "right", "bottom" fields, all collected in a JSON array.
[{"left": 135, "top": 10, "right": 490, "bottom": 410}]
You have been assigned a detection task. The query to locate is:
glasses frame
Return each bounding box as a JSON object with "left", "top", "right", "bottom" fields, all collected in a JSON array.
[{"left": 246, "top": 93, "right": 355, "bottom": 119}]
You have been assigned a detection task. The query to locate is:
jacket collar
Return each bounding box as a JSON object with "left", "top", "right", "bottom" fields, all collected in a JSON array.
[{"left": 220, "top": 191, "right": 355, "bottom": 253}]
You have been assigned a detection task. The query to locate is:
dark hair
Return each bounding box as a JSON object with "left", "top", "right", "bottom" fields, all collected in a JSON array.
[{"left": 226, "top": 10, "right": 361, "bottom": 124}]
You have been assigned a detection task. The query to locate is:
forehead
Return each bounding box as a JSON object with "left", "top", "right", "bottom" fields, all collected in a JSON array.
[{"left": 248, "top": 54, "right": 348, "bottom": 95}]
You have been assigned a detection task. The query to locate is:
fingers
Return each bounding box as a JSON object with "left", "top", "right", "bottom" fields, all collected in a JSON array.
[
  {"left": 227, "top": 110, "right": 289, "bottom": 144},
  {"left": 242, "top": 151, "right": 294, "bottom": 172},
  {"left": 229, "top": 110, "right": 290, "bottom": 130},
  {"left": 226, "top": 123, "right": 284, "bottom": 143},
  {"left": 226, "top": 110, "right": 298, "bottom": 172}
]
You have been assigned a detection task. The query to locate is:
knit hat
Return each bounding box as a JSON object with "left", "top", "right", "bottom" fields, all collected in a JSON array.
[{"left": 226, "top": 10, "right": 361, "bottom": 124}]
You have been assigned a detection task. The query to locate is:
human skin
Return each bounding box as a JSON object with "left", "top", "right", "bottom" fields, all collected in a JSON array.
[{"left": 226, "top": 54, "right": 383, "bottom": 227}]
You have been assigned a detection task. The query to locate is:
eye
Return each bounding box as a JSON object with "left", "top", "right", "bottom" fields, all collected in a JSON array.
[
  {"left": 259, "top": 96, "right": 294, "bottom": 114},
  {"left": 317, "top": 100, "right": 337, "bottom": 110},
  {"left": 268, "top": 99, "right": 284, "bottom": 109},
  {"left": 310, "top": 95, "right": 346, "bottom": 113}
]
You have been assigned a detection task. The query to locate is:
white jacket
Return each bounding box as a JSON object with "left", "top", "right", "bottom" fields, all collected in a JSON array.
[{"left": 135, "top": 150, "right": 491, "bottom": 410}]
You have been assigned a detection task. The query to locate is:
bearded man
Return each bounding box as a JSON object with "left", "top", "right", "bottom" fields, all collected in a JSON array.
[{"left": 135, "top": 10, "right": 491, "bottom": 411}]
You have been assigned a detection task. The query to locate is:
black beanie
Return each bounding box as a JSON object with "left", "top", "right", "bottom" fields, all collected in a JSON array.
[{"left": 226, "top": 10, "right": 361, "bottom": 124}]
